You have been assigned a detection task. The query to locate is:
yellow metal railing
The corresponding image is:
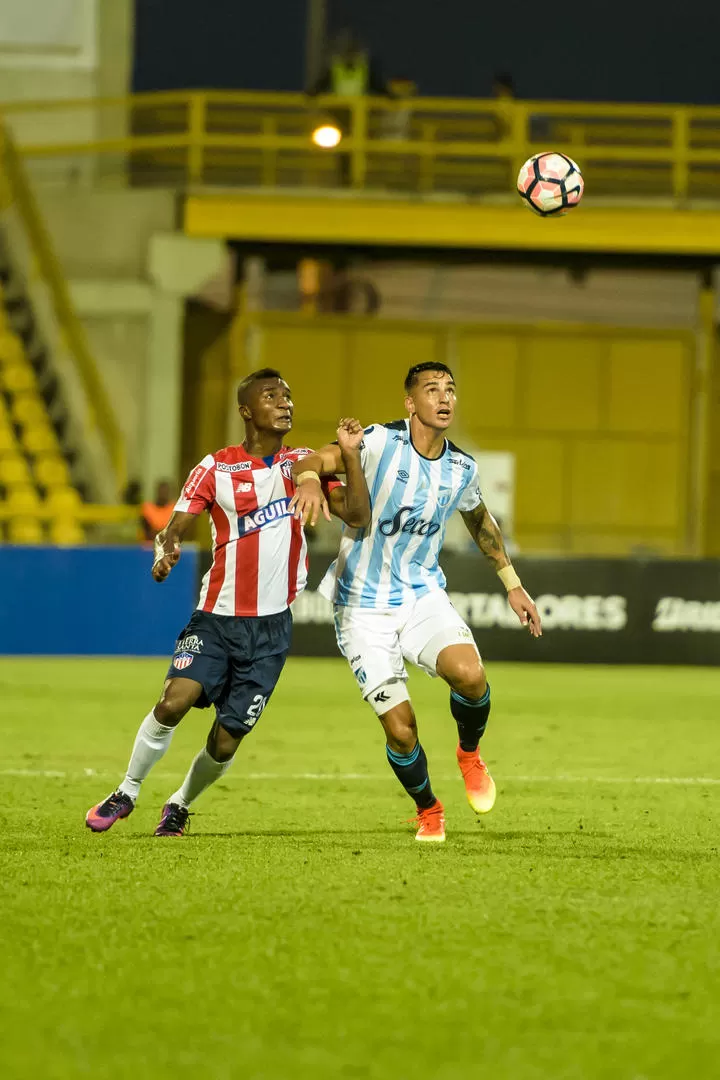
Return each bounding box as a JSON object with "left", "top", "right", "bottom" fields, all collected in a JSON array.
[
  {"left": 3, "top": 90, "right": 720, "bottom": 200},
  {"left": 0, "top": 127, "right": 125, "bottom": 491}
]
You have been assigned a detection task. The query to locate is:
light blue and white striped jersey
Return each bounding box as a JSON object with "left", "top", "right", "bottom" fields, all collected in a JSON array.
[{"left": 319, "top": 420, "right": 482, "bottom": 609}]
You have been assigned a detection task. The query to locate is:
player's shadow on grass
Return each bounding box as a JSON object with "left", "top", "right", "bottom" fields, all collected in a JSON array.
[
  {"left": 193, "top": 827, "right": 405, "bottom": 839},
  {"left": 454, "top": 828, "right": 716, "bottom": 862}
]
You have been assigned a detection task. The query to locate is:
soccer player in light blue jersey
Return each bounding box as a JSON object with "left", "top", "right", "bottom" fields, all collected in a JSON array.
[{"left": 291, "top": 362, "right": 542, "bottom": 843}]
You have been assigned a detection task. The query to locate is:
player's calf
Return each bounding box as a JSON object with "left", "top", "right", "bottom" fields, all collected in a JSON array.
[
  {"left": 373, "top": 692, "right": 440, "bottom": 820},
  {"left": 436, "top": 644, "right": 496, "bottom": 814}
]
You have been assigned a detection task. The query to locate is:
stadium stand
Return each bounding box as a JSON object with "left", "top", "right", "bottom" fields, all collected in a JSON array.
[{"left": 0, "top": 280, "right": 85, "bottom": 542}]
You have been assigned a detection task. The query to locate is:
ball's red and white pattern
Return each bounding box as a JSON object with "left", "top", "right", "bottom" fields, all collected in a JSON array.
[{"left": 517, "top": 152, "right": 584, "bottom": 216}]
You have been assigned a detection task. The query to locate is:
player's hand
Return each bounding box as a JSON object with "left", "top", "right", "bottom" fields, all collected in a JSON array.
[
  {"left": 508, "top": 586, "right": 542, "bottom": 637},
  {"left": 152, "top": 534, "right": 180, "bottom": 583},
  {"left": 289, "top": 478, "right": 331, "bottom": 527},
  {"left": 336, "top": 417, "right": 364, "bottom": 454}
]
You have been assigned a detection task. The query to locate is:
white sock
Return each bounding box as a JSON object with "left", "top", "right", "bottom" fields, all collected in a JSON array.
[
  {"left": 167, "top": 747, "right": 233, "bottom": 809},
  {"left": 118, "top": 711, "right": 176, "bottom": 801}
]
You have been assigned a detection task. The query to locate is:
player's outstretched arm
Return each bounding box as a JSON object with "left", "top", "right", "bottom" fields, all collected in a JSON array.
[
  {"left": 461, "top": 501, "right": 542, "bottom": 637},
  {"left": 152, "top": 511, "right": 197, "bottom": 583},
  {"left": 327, "top": 418, "right": 371, "bottom": 528},
  {"left": 290, "top": 419, "right": 366, "bottom": 527}
]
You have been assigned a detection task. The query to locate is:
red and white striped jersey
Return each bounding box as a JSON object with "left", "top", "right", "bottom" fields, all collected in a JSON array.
[{"left": 175, "top": 444, "right": 317, "bottom": 618}]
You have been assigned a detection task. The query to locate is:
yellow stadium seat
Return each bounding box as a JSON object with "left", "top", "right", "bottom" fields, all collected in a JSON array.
[
  {"left": 0, "top": 331, "right": 25, "bottom": 366},
  {"left": 8, "top": 516, "right": 44, "bottom": 544},
  {"left": 2, "top": 363, "right": 37, "bottom": 394},
  {"left": 46, "top": 486, "right": 82, "bottom": 515},
  {"left": 0, "top": 427, "right": 19, "bottom": 454},
  {"left": 35, "top": 455, "right": 71, "bottom": 488},
  {"left": 7, "top": 486, "right": 41, "bottom": 514},
  {"left": 22, "top": 425, "right": 60, "bottom": 456},
  {"left": 0, "top": 455, "right": 32, "bottom": 487},
  {"left": 50, "top": 517, "right": 84, "bottom": 545},
  {"left": 12, "top": 394, "right": 48, "bottom": 427}
]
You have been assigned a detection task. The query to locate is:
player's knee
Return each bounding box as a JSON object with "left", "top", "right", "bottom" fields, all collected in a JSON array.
[
  {"left": 382, "top": 708, "right": 417, "bottom": 754},
  {"left": 155, "top": 681, "right": 199, "bottom": 726},
  {"left": 207, "top": 724, "right": 243, "bottom": 762},
  {"left": 449, "top": 659, "right": 487, "bottom": 702}
]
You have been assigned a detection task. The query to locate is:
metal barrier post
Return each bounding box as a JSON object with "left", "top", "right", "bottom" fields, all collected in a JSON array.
[
  {"left": 188, "top": 92, "right": 206, "bottom": 185},
  {"left": 351, "top": 97, "right": 367, "bottom": 189},
  {"left": 672, "top": 108, "right": 690, "bottom": 201}
]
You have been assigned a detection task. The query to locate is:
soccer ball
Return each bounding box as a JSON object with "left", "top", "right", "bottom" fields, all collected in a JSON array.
[{"left": 516, "top": 152, "right": 584, "bottom": 217}]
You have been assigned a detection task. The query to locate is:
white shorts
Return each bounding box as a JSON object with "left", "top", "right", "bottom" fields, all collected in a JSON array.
[{"left": 333, "top": 589, "right": 479, "bottom": 699}]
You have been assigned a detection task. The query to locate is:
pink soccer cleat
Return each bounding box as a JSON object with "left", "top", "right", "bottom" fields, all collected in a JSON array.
[
  {"left": 154, "top": 802, "right": 190, "bottom": 837},
  {"left": 85, "top": 790, "right": 134, "bottom": 833}
]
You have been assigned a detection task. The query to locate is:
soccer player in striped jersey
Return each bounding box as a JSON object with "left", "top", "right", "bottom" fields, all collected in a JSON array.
[
  {"left": 291, "top": 362, "right": 542, "bottom": 843},
  {"left": 86, "top": 369, "right": 370, "bottom": 837}
]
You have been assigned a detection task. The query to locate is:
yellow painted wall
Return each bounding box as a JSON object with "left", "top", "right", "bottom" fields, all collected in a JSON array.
[{"left": 234, "top": 314, "right": 696, "bottom": 556}]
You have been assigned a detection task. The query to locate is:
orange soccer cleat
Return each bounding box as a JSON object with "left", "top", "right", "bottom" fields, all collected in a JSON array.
[
  {"left": 457, "top": 745, "right": 496, "bottom": 814},
  {"left": 411, "top": 799, "right": 446, "bottom": 843}
]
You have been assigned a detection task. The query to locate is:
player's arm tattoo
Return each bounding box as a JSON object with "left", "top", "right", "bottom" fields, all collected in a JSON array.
[{"left": 460, "top": 501, "right": 511, "bottom": 572}]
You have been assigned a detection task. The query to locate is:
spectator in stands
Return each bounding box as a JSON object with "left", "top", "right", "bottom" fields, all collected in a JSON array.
[
  {"left": 381, "top": 76, "right": 417, "bottom": 141},
  {"left": 123, "top": 479, "right": 142, "bottom": 506},
  {"left": 492, "top": 72, "right": 515, "bottom": 100},
  {"left": 311, "top": 28, "right": 387, "bottom": 98},
  {"left": 492, "top": 71, "right": 516, "bottom": 141},
  {"left": 310, "top": 28, "right": 388, "bottom": 185},
  {"left": 141, "top": 480, "right": 175, "bottom": 542}
]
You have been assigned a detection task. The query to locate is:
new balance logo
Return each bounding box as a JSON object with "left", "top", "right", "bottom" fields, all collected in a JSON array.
[{"left": 373, "top": 691, "right": 390, "bottom": 703}]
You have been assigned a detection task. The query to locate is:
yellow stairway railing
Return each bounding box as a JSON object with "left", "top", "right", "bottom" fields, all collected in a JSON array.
[{"left": 0, "top": 125, "right": 125, "bottom": 492}]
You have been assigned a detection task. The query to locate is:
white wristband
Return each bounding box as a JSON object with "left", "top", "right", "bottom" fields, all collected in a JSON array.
[
  {"left": 153, "top": 536, "right": 173, "bottom": 567},
  {"left": 296, "top": 470, "right": 321, "bottom": 485},
  {"left": 498, "top": 565, "right": 522, "bottom": 592}
]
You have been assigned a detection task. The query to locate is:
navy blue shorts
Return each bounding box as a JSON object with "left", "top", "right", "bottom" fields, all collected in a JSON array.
[{"left": 167, "top": 608, "right": 292, "bottom": 737}]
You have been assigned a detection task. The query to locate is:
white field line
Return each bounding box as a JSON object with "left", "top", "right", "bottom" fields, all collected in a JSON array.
[{"left": 1, "top": 768, "right": 720, "bottom": 785}]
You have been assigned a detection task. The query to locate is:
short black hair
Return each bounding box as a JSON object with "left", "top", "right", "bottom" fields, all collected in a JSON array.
[
  {"left": 237, "top": 368, "right": 284, "bottom": 406},
  {"left": 404, "top": 362, "right": 454, "bottom": 393}
]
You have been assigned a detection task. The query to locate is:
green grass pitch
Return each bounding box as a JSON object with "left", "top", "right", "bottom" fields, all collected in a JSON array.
[{"left": 1, "top": 657, "right": 720, "bottom": 1080}]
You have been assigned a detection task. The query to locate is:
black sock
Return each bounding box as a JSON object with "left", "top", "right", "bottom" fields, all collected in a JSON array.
[
  {"left": 451, "top": 685, "right": 491, "bottom": 752},
  {"left": 385, "top": 741, "right": 436, "bottom": 809}
]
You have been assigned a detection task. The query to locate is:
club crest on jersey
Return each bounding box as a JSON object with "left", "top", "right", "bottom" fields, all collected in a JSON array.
[
  {"left": 238, "top": 497, "right": 292, "bottom": 536},
  {"left": 378, "top": 505, "right": 441, "bottom": 538},
  {"left": 280, "top": 460, "right": 294, "bottom": 479},
  {"left": 173, "top": 652, "right": 194, "bottom": 670}
]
